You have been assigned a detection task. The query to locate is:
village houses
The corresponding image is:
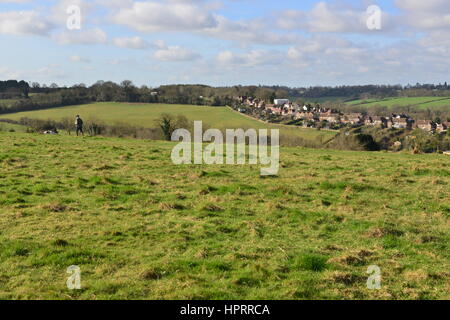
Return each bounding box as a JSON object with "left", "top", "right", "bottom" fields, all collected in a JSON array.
[{"left": 237, "top": 96, "right": 448, "bottom": 134}]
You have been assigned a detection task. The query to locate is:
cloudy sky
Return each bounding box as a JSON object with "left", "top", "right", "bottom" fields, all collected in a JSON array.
[{"left": 0, "top": 0, "right": 449, "bottom": 87}]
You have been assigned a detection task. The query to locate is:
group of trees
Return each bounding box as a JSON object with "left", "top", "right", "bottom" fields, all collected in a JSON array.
[
  {"left": 0, "top": 80, "right": 29, "bottom": 99},
  {"left": 1, "top": 79, "right": 450, "bottom": 115},
  {"left": 0, "top": 81, "right": 286, "bottom": 114},
  {"left": 0, "top": 85, "right": 91, "bottom": 114}
]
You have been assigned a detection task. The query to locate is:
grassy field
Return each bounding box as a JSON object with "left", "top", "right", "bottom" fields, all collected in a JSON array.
[
  {"left": 1, "top": 102, "right": 336, "bottom": 142},
  {"left": 347, "top": 97, "right": 450, "bottom": 109},
  {"left": 0, "top": 122, "right": 27, "bottom": 132},
  {"left": 300, "top": 97, "right": 346, "bottom": 104},
  {"left": 0, "top": 132, "right": 448, "bottom": 300},
  {"left": 0, "top": 99, "right": 19, "bottom": 108}
]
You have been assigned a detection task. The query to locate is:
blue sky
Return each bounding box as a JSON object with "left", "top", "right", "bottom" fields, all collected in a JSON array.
[{"left": 0, "top": 0, "right": 449, "bottom": 87}]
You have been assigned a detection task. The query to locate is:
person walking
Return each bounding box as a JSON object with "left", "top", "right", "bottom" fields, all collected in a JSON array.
[{"left": 75, "top": 115, "right": 84, "bottom": 136}]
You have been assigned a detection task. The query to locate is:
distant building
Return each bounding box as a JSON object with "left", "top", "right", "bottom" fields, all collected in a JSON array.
[
  {"left": 274, "top": 99, "right": 290, "bottom": 106},
  {"left": 436, "top": 122, "right": 448, "bottom": 133},
  {"left": 295, "top": 112, "right": 318, "bottom": 121},
  {"left": 392, "top": 118, "right": 408, "bottom": 129},
  {"left": 267, "top": 105, "right": 282, "bottom": 115},
  {"left": 366, "top": 116, "right": 388, "bottom": 128},
  {"left": 416, "top": 120, "right": 435, "bottom": 132},
  {"left": 319, "top": 114, "right": 340, "bottom": 123},
  {"left": 343, "top": 113, "right": 363, "bottom": 125}
]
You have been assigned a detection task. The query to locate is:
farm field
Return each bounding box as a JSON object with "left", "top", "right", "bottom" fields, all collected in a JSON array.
[
  {"left": 1, "top": 102, "right": 336, "bottom": 143},
  {"left": 0, "top": 132, "right": 448, "bottom": 300},
  {"left": 300, "top": 97, "right": 346, "bottom": 104},
  {"left": 346, "top": 97, "right": 450, "bottom": 109}
]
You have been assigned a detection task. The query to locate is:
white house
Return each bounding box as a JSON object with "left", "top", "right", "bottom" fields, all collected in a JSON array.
[{"left": 274, "top": 99, "right": 289, "bottom": 106}]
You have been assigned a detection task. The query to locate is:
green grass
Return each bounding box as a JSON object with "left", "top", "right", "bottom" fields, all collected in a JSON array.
[
  {"left": 346, "top": 99, "right": 380, "bottom": 105},
  {"left": 0, "top": 99, "right": 19, "bottom": 108},
  {"left": 347, "top": 97, "right": 450, "bottom": 109},
  {"left": 1, "top": 102, "right": 336, "bottom": 142},
  {"left": 0, "top": 122, "right": 27, "bottom": 132},
  {"left": 301, "top": 97, "right": 346, "bottom": 104},
  {"left": 0, "top": 132, "right": 448, "bottom": 300}
]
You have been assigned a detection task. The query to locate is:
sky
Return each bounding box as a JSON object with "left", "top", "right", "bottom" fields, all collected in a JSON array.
[{"left": 0, "top": 0, "right": 449, "bottom": 87}]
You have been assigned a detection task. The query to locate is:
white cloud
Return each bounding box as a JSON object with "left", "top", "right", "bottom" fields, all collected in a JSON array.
[
  {"left": 395, "top": 0, "right": 449, "bottom": 12},
  {"left": 70, "top": 55, "right": 91, "bottom": 63},
  {"left": 276, "top": 2, "right": 393, "bottom": 34},
  {"left": 396, "top": 0, "right": 450, "bottom": 29},
  {"left": 217, "top": 49, "right": 283, "bottom": 67},
  {"left": 95, "top": 0, "right": 133, "bottom": 9},
  {"left": 113, "top": 1, "right": 217, "bottom": 32},
  {"left": 0, "top": 11, "right": 53, "bottom": 36},
  {"left": 153, "top": 46, "right": 200, "bottom": 61},
  {"left": 53, "top": 28, "right": 108, "bottom": 45},
  {"left": 0, "top": 64, "right": 66, "bottom": 81},
  {"left": 0, "top": 66, "right": 23, "bottom": 79},
  {"left": 113, "top": 36, "right": 149, "bottom": 49},
  {"left": 204, "top": 15, "right": 302, "bottom": 45}
]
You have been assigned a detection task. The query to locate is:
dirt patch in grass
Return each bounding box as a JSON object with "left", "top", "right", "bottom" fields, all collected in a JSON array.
[
  {"left": 366, "top": 227, "right": 404, "bottom": 238},
  {"left": 141, "top": 268, "right": 165, "bottom": 280},
  {"left": 202, "top": 204, "right": 224, "bottom": 212},
  {"left": 330, "top": 272, "right": 365, "bottom": 285},
  {"left": 43, "top": 203, "right": 68, "bottom": 212}
]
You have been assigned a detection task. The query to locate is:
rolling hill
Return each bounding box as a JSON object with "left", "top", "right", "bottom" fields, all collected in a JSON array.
[
  {"left": 0, "top": 102, "right": 336, "bottom": 143},
  {"left": 346, "top": 97, "right": 450, "bottom": 109}
]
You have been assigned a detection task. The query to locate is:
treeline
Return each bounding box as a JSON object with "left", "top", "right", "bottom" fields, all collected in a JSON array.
[
  {"left": 0, "top": 86, "right": 92, "bottom": 114},
  {"left": 298, "top": 85, "right": 402, "bottom": 99},
  {"left": 297, "top": 83, "right": 450, "bottom": 99},
  {"left": 0, "top": 80, "right": 30, "bottom": 99},
  {"left": 2, "top": 80, "right": 450, "bottom": 115}
]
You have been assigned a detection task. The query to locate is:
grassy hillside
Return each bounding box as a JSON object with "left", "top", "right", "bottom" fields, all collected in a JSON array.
[
  {"left": 300, "top": 97, "right": 346, "bottom": 104},
  {"left": 347, "top": 97, "right": 450, "bottom": 109},
  {"left": 0, "top": 122, "right": 27, "bottom": 132},
  {"left": 1, "top": 102, "right": 335, "bottom": 142},
  {"left": 0, "top": 132, "right": 448, "bottom": 300},
  {"left": 0, "top": 99, "right": 19, "bottom": 108}
]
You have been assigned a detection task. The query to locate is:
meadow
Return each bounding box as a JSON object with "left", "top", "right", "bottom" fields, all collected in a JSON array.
[
  {"left": 1, "top": 102, "right": 336, "bottom": 143},
  {"left": 300, "top": 97, "right": 346, "bottom": 104},
  {"left": 346, "top": 97, "right": 450, "bottom": 109},
  {"left": 0, "top": 122, "right": 27, "bottom": 133},
  {"left": 0, "top": 132, "right": 448, "bottom": 300},
  {"left": 0, "top": 99, "right": 19, "bottom": 109}
]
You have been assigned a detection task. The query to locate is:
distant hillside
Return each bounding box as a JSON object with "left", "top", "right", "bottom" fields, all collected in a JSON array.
[{"left": 345, "top": 97, "right": 450, "bottom": 109}]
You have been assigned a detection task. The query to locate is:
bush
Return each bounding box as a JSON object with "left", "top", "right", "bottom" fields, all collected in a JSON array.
[
  {"left": 327, "top": 128, "right": 380, "bottom": 151},
  {"left": 155, "top": 113, "right": 191, "bottom": 141}
]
